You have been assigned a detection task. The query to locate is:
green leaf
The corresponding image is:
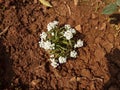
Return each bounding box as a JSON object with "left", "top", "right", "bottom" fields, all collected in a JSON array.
[
  {"left": 116, "top": 0, "right": 120, "bottom": 6},
  {"left": 62, "top": 41, "right": 68, "bottom": 45},
  {"left": 39, "top": 0, "right": 52, "bottom": 7},
  {"left": 102, "top": 3, "right": 118, "bottom": 15}
]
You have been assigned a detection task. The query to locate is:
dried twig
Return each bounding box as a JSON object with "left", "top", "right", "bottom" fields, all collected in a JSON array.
[
  {"left": 66, "top": 4, "right": 71, "bottom": 16},
  {"left": 0, "top": 26, "right": 10, "bottom": 37}
]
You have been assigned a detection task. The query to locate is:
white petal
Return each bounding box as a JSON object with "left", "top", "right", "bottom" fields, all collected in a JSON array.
[
  {"left": 64, "top": 24, "right": 71, "bottom": 30},
  {"left": 40, "top": 32, "right": 47, "bottom": 40},
  {"left": 58, "top": 56, "right": 67, "bottom": 64},
  {"left": 76, "top": 39, "right": 83, "bottom": 48},
  {"left": 50, "top": 58, "right": 55, "bottom": 62},
  {"left": 39, "top": 40, "right": 44, "bottom": 48},
  {"left": 63, "top": 30, "right": 73, "bottom": 40},
  {"left": 51, "top": 62, "right": 59, "bottom": 68},
  {"left": 70, "top": 28, "right": 76, "bottom": 34},
  {"left": 70, "top": 50, "right": 77, "bottom": 58},
  {"left": 47, "top": 21, "right": 59, "bottom": 31},
  {"left": 50, "top": 54, "right": 54, "bottom": 58},
  {"left": 51, "top": 32, "right": 54, "bottom": 36}
]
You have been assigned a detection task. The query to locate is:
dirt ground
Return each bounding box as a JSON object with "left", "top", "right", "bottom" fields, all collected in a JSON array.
[{"left": 0, "top": 0, "right": 120, "bottom": 90}]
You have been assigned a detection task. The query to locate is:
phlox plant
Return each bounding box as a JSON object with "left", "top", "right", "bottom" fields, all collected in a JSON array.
[{"left": 39, "top": 21, "right": 83, "bottom": 68}]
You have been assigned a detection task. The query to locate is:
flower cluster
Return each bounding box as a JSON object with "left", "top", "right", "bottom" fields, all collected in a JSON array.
[{"left": 39, "top": 21, "right": 83, "bottom": 68}]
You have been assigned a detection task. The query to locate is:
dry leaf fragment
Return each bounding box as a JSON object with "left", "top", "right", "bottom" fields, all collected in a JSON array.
[
  {"left": 70, "top": 77, "right": 77, "bottom": 82},
  {"left": 31, "top": 79, "right": 40, "bottom": 86},
  {"left": 75, "top": 25, "right": 82, "bottom": 33},
  {"left": 39, "top": 0, "right": 52, "bottom": 7},
  {"left": 74, "top": 0, "right": 78, "bottom": 6}
]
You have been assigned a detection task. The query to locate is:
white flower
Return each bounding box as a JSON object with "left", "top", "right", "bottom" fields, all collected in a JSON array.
[
  {"left": 52, "top": 43, "right": 55, "bottom": 49},
  {"left": 64, "top": 24, "right": 71, "bottom": 30},
  {"left": 40, "top": 32, "right": 47, "bottom": 40},
  {"left": 53, "top": 20, "right": 59, "bottom": 25},
  {"left": 50, "top": 54, "right": 54, "bottom": 58},
  {"left": 51, "top": 62, "right": 59, "bottom": 68},
  {"left": 47, "top": 21, "right": 59, "bottom": 31},
  {"left": 51, "top": 32, "right": 54, "bottom": 36},
  {"left": 70, "top": 50, "right": 77, "bottom": 58},
  {"left": 70, "top": 28, "right": 76, "bottom": 34},
  {"left": 63, "top": 30, "right": 73, "bottom": 40},
  {"left": 50, "top": 58, "right": 56, "bottom": 62},
  {"left": 74, "top": 39, "right": 83, "bottom": 48},
  {"left": 39, "top": 40, "right": 45, "bottom": 48},
  {"left": 43, "top": 41, "right": 55, "bottom": 50},
  {"left": 58, "top": 56, "right": 67, "bottom": 64}
]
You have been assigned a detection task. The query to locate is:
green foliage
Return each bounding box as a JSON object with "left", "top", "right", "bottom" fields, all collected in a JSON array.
[
  {"left": 39, "top": 24, "right": 79, "bottom": 58},
  {"left": 102, "top": 3, "right": 118, "bottom": 15},
  {"left": 102, "top": 0, "right": 120, "bottom": 15},
  {"left": 116, "top": 0, "right": 120, "bottom": 6}
]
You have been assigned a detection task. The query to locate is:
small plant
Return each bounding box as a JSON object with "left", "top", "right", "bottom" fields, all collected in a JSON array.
[
  {"left": 39, "top": 21, "right": 83, "bottom": 68},
  {"left": 102, "top": 0, "right": 120, "bottom": 15}
]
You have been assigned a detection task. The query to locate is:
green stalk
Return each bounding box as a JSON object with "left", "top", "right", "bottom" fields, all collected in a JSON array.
[{"left": 69, "top": 40, "right": 72, "bottom": 47}]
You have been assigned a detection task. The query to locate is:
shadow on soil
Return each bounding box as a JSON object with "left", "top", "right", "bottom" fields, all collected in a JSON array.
[
  {"left": 103, "top": 48, "right": 120, "bottom": 90},
  {"left": 109, "top": 14, "right": 120, "bottom": 24},
  {"left": 0, "top": 39, "right": 15, "bottom": 89}
]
